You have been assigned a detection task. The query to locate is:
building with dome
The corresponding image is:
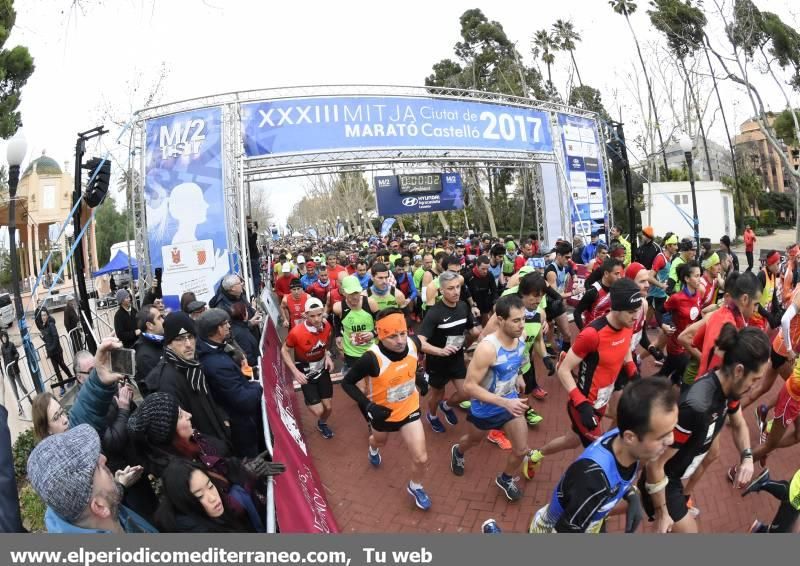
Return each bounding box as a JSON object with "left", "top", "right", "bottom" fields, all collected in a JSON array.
[{"left": 0, "top": 150, "right": 99, "bottom": 304}]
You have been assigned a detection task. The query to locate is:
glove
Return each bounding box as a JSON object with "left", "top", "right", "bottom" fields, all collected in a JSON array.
[
  {"left": 543, "top": 356, "right": 556, "bottom": 376},
  {"left": 624, "top": 489, "right": 644, "bottom": 533},
  {"left": 648, "top": 345, "right": 665, "bottom": 362},
  {"left": 575, "top": 401, "right": 598, "bottom": 430},
  {"left": 243, "top": 451, "right": 287, "bottom": 478},
  {"left": 365, "top": 402, "right": 392, "bottom": 424},
  {"left": 415, "top": 375, "right": 429, "bottom": 397}
]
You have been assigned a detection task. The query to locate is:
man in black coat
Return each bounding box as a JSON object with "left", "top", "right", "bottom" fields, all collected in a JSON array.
[
  {"left": 133, "top": 305, "right": 165, "bottom": 396},
  {"left": 144, "top": 312, "right": 231, "bottom": 447},
  {"left": 634, "top": 226, "right": 662, "bottom": 270},
  {"left": 113, "top": 289, "right": 139, "bottom": 349},
  {"left": 196, "top": 308, "right": 263, "bottom": 457},
  {"left": 464, "top": 255, "right": 498, "bottom": 326}
]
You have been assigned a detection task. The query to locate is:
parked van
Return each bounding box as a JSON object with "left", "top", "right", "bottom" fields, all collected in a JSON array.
[{"left": 0, "top": 293, "right": 14, "bottom": 327}]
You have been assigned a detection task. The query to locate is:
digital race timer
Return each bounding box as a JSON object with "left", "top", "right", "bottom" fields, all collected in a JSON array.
[{"left": 397, "top": 173, "right": 443, "bottom": 194}]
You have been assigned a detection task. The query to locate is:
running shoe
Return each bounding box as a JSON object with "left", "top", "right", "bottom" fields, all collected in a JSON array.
[
  {"left": 317, "top": 421, "right": 334, "bottom": 439},
  {"left": 531, "top": 386, "right": 548, "bottom": 400},
  {"left": 427, "top": 413, "right": 446, "bottom": 433},
  {"left": 407, "top": 484, "right": 432, "bottom": 511},
  {"left": 450, "top": 444, "right": 465, "bottom": 476},
  {"left": 487, "top": 429, "right": 511, "bottom": 450},
  {"left": 495, "top": 474, "right": 523, "bottom": 502},
  {"left": 749, "top": 519, "right": 768, "bottom": 533},
  {"left": 459, "top": 400, "right": 472, "bottom": 410},
  {"left": 481, "top": 519, "right": 502, "bottom": 533},
  {"left": 522, "top": 449, "right": 544, "bottom": 480},
  {"left": 686, "top": 496, "right": 700, "bottom": 518},
  {"left": 439, "top": 401, "right": 458, "bottom": 425},
  {"left": 525, "top": 408, "right": 543, "bottom": 426},
  {"left": 742, "top": 468, "right": 770, "bottom": 497},
  {"left": 727, "top": 465, "right": 738, "bottom": 483},
  {"left": 368, "top": 448, "right": 381, "bottom": 467}
]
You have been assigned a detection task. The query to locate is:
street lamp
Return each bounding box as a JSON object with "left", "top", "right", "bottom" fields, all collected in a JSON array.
[
  {"left": 64, "top": 223, "right": 79, "bottom": 302},
  {"left": 680, "top": 134, "right": 701, "bottom": 252},
  {"left": 6, "top": 130, "right": 44, "bottom": 393}
]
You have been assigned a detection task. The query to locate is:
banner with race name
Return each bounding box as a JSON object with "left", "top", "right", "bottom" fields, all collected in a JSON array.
[
  {"left": 374, "top": 173, "right": 463, "bottom": 216},
  {"left": 557, "top": 113, "right": 608, "bottom": 237},
  {"left": 144, "top": 107, "right": 231, "bottom": 310},
  {"left": 260, "top": 317, "right": 339, "bottom": 533},
  {"left": 241, "top": 96, "right": 554, "bottom": 156}
]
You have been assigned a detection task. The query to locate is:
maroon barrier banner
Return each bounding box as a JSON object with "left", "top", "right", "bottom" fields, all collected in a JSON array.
[{"left": 260, "top": 318, "right": 339, "bottom": 533}]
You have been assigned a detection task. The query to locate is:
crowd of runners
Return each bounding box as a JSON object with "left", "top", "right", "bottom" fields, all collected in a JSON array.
[{"left": 274, "top": 224, "right": 800, "bottom": 534}]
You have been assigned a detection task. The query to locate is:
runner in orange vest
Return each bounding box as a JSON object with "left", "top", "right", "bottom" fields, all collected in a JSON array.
[{"left": 341, "top": 307, "right": 432, "bottom": 511}]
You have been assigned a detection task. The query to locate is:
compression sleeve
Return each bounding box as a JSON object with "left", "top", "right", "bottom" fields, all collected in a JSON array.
[
  {"left": 782, "top": 304, "right": 797, "bottom": 353},
  {"left": 573, "top": 287, "right": 598, "bottom": 330},
  {"left": 639, "top": 327, "right": 651, "bottom": 350},
  {"left": 554, "top": 459, "right": 613, "bottom": 533},
  {"left": 341, "top": 351, "right": 380, "bottom": 411}
]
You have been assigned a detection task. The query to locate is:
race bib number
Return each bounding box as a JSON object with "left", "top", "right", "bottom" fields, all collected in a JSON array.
[
  {"left": 494, "top": 377, "right": 517, "bottom": 398},
  {"left": 594, "top": 383, "right": 614, "bottom": 409},
  {"left": 305, "top": 359, "right": 325, "bottom": 380},
  {"left": 350, "top": 331, "right": 373, "bottom": 346},
  {"left": 386, "top": 380, "right": 415, "bottom": 403},
  {"left": 446, "top": 335, "right": 466, "bottom": 350}
]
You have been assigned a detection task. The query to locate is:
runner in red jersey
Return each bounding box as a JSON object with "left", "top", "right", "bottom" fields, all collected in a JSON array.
[
  {"left": 572, "top": 258, "right": 623, "bottom": 329},
  {"left": 280, "top": 279, "right": 308, "bottom": 330},
  {"left": 661, "top": 261, "right": 703, "bottom": 385},
  {"left": 523, "top": 278, "right": 642, "bottom": 479},
  {"left": 699, "top": 252, "right": 723, "bottom": 312},
  {"left": 307, "top": 266, "right": 333, "bottom": 306},
  {"left": 280, "top": 298, "right": 336, "bottom": 438}
]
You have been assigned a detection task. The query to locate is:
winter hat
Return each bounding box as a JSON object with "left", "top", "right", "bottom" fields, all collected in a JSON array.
[
  {"left": 127, "top": 392, "right": 180, "bottom": 445},
  {"left": 625, "top": 262, "right": 646, "bottom": 280},
  {"left": 27, "top": 424, "right": 101, "bottom": 522},
  {"left": 642, "top": 226, "right": 655, "bottom": 239},
  {"left": 116, "top": 289, "right": 130, "bottom": 302},
  {"left": 610, "top": 278, "right": 643, "bottom": 311},
  {"left": 197, "top": 307, "right": 231, "bottom": 339},
  {"left": 163, "top": 311, "right": 197, "bottom": 345}
]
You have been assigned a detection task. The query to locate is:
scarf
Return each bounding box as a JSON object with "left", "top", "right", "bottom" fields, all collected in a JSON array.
[
  {"left": 143, "top": 332, "right": 164, "bottom": 343},
  {"left": 164, "top": 347, "right": 208, "bottom": 395}
]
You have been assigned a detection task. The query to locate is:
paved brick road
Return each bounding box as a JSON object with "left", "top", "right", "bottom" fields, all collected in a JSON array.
[{"left": 298, "top": 336, "right": 799, "bottom": 533}]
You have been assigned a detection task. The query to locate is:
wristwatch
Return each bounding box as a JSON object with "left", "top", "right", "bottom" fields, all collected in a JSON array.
[{"left": 740, "top": 448, "right": 753, "bottom": 462}]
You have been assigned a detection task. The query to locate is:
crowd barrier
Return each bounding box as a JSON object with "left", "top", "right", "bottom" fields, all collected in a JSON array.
[{"left": 259, "top": 313, "right": 339, "bottom": 533}]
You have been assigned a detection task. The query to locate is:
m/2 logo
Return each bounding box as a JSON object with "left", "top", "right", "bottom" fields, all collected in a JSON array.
[{"left": 158, "top": 119, "right": 206, "bottom": 159}]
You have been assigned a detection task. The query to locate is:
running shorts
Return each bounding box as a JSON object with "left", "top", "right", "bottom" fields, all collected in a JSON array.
[
  {"left": 300, "top": 369, "right": 334, "bottom": 406},
  {"left": 774, "top": 386, "right": 800, "bottom": 428},
  {"left": 427, "top": 353, "right": 467, "bottom": 389},
  {"left": 371, "top": 409, "right": 421, "bottom": 433},
  {"left": 467, "top": 409, "right": 515, "bottom": 431}
]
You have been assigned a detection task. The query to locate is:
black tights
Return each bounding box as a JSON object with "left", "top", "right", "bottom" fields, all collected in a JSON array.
[{"left": 757, "top": 479, "right": 799, "bottom": 533}]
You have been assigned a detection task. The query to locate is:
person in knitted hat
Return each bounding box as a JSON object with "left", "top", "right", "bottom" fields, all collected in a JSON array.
[
  {"left": 27, "top": 424, "right": 156, "bottom": 533},
  {"left": 635, "top": 226, "right": 661, "bottom": 270},
  {"left": 524, "top": 277, "right": 643, "bottom": 478},
  {"left": 113, "top": 289, "right": 139, "bottom": 349},
  {"left": 127, "top": 392, "right": 283, "bottom": 534},
  {"left": 196, "top": 308, "right": 264, "bottom": 457},
  {"left": 144, "top": 312, "right": 231, "bottom": 447}
]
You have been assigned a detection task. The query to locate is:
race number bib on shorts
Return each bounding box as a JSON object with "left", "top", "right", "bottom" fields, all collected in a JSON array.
[
  {"left": 594, "top": 383, "right": 615, "bottom": 409},
  {"left": 305, "top": 359, "right": 325, "bottom": 380}
]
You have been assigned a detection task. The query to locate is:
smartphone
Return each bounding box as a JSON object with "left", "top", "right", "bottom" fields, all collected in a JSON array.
[{"left": 110, "top": 348, "right": 136, "bottom": 376}]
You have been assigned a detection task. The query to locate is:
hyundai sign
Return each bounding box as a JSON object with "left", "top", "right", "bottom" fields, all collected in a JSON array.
[{"left": 374, "top": 173, "right": 464, "bottom": 216}]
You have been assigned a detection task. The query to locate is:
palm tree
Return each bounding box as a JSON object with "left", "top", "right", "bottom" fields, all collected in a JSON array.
[
  {"left": 553, "top": 19, "right": 583, "bottom": 93},
  {"left": 532, "top": 29, "right": 557, "bottom": 87},
  {"left": 609, "top": 0, "right": 669, "bottom": 175}
]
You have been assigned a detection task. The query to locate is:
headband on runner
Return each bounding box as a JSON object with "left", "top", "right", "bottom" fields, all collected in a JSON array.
[{"left": 376, "top": 313, "right": 407, "bottom": 340}]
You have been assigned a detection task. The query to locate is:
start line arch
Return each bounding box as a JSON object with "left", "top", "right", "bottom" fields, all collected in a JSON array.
[{"left": 131, "top": 84, "right": 612, "bottom": 305}]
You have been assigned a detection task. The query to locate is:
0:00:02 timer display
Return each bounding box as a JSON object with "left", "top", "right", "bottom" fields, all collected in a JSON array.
[{"left": 397, "top": 173, "right": 443, "bottom": 194}]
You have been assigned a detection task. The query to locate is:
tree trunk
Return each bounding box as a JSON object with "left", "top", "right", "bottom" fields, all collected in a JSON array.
[
  {"left": 679, "top": 58, "right": 715, "bottom": 181},
  {"left": 436, "top": 212, "right": 450, "bottom": 234},
  {"left": 570, "top": 51, "right": 584, "bottom": 89},
  {"left": 625, "top": 14, "right": 669, "bottom": 174},
  {"left": 469, "top": 170, "right": 497, "bottom": 237}
]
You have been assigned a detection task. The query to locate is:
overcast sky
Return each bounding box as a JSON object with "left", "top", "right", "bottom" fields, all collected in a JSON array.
[{"left": 4, "top": 0, "right": 798, "bottom": 226}]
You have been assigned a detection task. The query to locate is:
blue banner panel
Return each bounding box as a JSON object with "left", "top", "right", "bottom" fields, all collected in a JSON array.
[
  {"left": 557, "top": 113, "right": 608, "bottom": 236},
  {"left": 241, "top": 97, "right": 553, "bottom": 156},
  {"left": 375, "top": 173, "right": 464, "bottom": 216},
  {"left": 144, "top": 107, "right": 230, "bottom": 310}
]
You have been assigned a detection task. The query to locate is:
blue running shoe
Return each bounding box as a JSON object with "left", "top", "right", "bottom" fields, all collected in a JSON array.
[
  {"left": 368, "top": 448, "right": 381, "bottom": 467},
  {"left": 427, "top": 413, "right": 446, "bottom": 433},
  {"left": 317, "top": 421, "right": 334, "bottom": 439},
  {"left": 481, "top": 519, "right": 502, "bottom": 533},
  {"left": 495, "top": 474, "right": 522, "bottom": 502},
  {"left": 438, "top": 401, "right": 458, "bottom": 426},
  {"left": 407, "top": 484, "right": 432, "bottom": 511}
]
